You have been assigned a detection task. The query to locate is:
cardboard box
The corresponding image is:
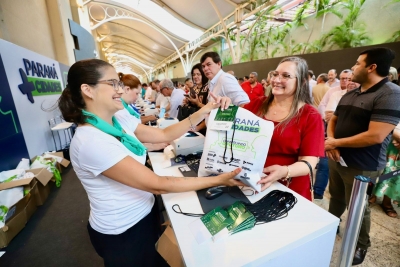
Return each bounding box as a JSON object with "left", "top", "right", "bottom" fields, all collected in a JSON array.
[
  {"left": 35, "top": 182, "right": 51, "bottom": 206},
  {"left": 156, "top": 223, "right": 184, "bottom": 267},
  {"left": 24, "top": 193, "right": 37, "bottom": 222},
  {"left": 0, "top": 188, "right": 33, "bottom": 248},
  {"left": 0, "top": 177, "right": 37, "bottom": 220},
  {"left": 0, "top": 207, "right": 26, "bottom": 248},
  {"left": 43, "top": 152, "right": 70, "bottom": 173},
  {"left": 2, "top": 193, "right": 30, "bottom": 223},
  {"left": 29, "top": 168, "right": 53, "bottom": 206},
  {"left": 0, "top": 176, "right": 44, "bottom": 247},
  {"left": 2, "top": 168, "right": 53, "bottom": 206}
]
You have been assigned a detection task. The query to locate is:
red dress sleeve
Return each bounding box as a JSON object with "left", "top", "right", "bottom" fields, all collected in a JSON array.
[{"left": 299, "top": 105, "right": 325, "bottom": 157}]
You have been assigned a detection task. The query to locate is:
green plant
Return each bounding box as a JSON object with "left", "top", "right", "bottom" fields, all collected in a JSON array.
[
  {"left": 262, "top": 25, "right": 279, "bottom": 58},
  {"left": 268, "top": 22, "right": 306, "bottom": 57},
  {"left": 292, "top": 0, "right": 312, "bottom": 29},
  {"left": 324, "top": 0, "right": 371, "bottom": 49},
  {"left": 314, "top": 0, "right": 342, "bottom": 34},
  {"left": 386, "top": 30, "right": 400, "bottom": 43},
  {"left": 306, "top": 34, "right": 330, "bottom": 53},
  {"left": 212, "top": 44, "right": 232, "bottom": 66},
  {"left": 239, "top": 18, "right": 266, "bottom": 61},
  {"left": 386, "top": 0, "right": 400, "bottom": 5},
  {"left": 235, "top": 3, "right": 279, "bottom": 62}
]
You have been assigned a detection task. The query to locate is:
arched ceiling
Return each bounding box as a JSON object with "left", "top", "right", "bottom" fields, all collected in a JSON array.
[
  {"left": 86, "top": 0, "right": 320, "bottom": 79},
  {"left": 150, "top": 0, "right": 244, "bottom": 30}
]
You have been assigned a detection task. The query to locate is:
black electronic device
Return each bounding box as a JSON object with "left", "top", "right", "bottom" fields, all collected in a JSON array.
[
  {"left": 197, "top": 187, "right": 250, "bottom": 213},
  {"left": 205, "top": 187, "right": 225, "bottom": 200},
  {"left": 178, "top": 166, "right": 197, "bottom": 177},
  {"left": 186, "top": 131, "right": 198, "bottom": 137}
]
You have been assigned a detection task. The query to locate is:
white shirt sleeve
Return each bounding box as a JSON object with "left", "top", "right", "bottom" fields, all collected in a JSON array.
[
  {"left": 145, "top": 88, "right": 152, "bottom": 100},
  {"left": 326, "top": 92, "right": 340, "bottom": 112},
  {"left": 156, "top": 94, "right": 164, "bottom": 107},
  {"left": 219, "top": 73, "right": 250, "bottom": 106},
  {"left": 169, "top": 89, "right": 185, "bottom": 118},
  {"left": 317, "top": 87, "right": 337, "bottom": 118},
  {"left": 114, "top": 109, "right": 141, "bottom": 129},
  {"left": 160, "top": 96, "right": 170, "bottom": 109}
]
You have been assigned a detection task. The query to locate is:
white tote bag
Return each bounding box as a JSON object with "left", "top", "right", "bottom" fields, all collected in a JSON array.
[{"left": 198, "top": 106, "right": 274, "bottom": 191}]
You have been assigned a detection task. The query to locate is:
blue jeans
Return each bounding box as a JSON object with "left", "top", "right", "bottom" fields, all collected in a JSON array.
[{"left": 314, "top": 156, "right": 329, "bottom": 196}]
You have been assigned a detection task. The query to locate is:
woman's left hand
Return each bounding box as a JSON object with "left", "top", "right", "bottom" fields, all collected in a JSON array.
[{"left": 258, "top": 165, "right": 287, "bottom": 191}]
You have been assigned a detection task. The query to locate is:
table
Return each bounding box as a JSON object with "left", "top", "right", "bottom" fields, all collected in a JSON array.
[
  {"left": 50, "top": 122, "right": 74, "bottom": 151},
  {"left": 149, "top": 152, "right": 339, "bottom": 267}
]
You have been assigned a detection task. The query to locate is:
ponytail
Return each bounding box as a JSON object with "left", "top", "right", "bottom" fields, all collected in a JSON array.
[{"left": 58, "top": 84, "right": 86, "bottom": 124}]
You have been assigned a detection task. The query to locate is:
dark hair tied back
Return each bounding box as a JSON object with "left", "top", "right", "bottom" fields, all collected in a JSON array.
[{"left": 58, "top": 59, "right": 112, "bottom": 124}]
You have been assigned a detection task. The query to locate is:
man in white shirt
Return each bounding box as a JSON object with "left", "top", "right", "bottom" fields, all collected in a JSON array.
[
  {"left": 144, "top": 83, "right": 153, "bottom": 101},
  {"left": 200, "top": 52, "right": 250, "bottom": 107},
  {"left": 155, "top": 93, "right": 170, "bottom": 111},
  {"left": 308, "top": 70, "right": 317, "bottom": 98},
  {"left": 326, "top": 69, "right": 340, "bottom": 88},
  {"left": 318, "top": 69, "right": 352, "bottom": 119},
  {"left": 159, "top": 79, "right": 185, "bottom": 118},
  {"left": 148, "top": 80, "right": 160, "bottom": 103}
]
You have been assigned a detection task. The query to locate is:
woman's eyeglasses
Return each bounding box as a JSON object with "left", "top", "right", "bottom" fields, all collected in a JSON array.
[
  {"left": 270, "top": 71, "right": 296, "bottom": 81},
  {"left": 97, "top": 79, "right": 126, "bottom": 93}
]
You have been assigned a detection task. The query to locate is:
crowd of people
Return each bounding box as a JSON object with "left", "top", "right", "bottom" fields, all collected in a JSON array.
[{"left": 58, "top": 48, "right": 400, "bottom": 266}]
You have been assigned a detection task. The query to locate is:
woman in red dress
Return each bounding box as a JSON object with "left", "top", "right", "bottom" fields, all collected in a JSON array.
[{"left": 245, "top": 57, "right": 324, "bottom": 201}]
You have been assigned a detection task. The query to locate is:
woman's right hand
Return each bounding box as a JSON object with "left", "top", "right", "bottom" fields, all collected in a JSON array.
[
  {"left": 258, "top": 165, "right": 288, "bottom": 191},
  {"left": 216, "top": 168, "right": 245, "bottom": 187}
]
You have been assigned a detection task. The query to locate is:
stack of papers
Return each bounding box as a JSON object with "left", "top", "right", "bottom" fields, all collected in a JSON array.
[{"left": 190, "top": 201, "right": 255, "bottom": 244}]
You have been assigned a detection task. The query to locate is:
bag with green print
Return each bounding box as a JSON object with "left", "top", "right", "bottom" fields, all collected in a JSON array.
[
  {"left": 30, "top": 156, "right": 62, "bottom": 187},
  {"left": 0, "top": 187, "right": 24, "bottom": 227},
  {"left": 198, "top": 106, "right": 274, "bottom": 192}
]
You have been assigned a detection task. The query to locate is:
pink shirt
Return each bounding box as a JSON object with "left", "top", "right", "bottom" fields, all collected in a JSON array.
[{"left": 318, "top": 86, "right": 341, "bottom": 119}]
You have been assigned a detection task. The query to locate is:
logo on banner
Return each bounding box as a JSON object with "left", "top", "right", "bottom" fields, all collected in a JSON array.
[{"left": 18, "top": 58, "right": 62, "bottom": 103}]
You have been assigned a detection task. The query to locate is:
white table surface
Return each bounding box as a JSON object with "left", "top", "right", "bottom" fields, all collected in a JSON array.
[
  {"left": 51, "top": 122, "right": 73, "bottom": 131},
  {"left": 149, "top": 152, "right": 340, "bottom": 267}
]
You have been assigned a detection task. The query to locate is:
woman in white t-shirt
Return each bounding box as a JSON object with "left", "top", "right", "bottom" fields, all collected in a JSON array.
[
  {"left": 115, "top": 72, "right": 168, "bottom": 152},
  {"left": 58, "top": 59, "right": 241, "bottom": 267}
]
